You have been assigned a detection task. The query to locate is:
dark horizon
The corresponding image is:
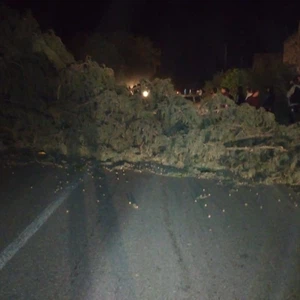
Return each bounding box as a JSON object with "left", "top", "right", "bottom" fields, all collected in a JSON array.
[{"left": 3, "top": 0, "right": 300, "bottom": 88}]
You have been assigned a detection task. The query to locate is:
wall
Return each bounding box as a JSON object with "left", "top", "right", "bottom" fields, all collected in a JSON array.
[
  {"left": 283, "top": 22, "right": 300, "bottom": 72},
  {"left": 252, "top": 53, "right": 282, "bottom": 71}
]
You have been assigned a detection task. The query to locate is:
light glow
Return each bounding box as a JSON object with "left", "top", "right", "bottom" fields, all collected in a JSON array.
[{"left": 142, "top": 90, "right": 149, "bottom": 97}]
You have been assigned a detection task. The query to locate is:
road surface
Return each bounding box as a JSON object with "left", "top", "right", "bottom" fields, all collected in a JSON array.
[{"left": 0, "top": 155, "right": 299, "bottom": 300}]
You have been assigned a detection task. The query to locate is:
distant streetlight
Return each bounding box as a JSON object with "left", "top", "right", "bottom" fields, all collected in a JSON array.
[{"left": 142, "top": 90, "right": 149, "bottom": 97}]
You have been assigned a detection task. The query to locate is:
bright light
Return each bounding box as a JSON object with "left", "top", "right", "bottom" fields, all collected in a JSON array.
[{"left": 142, "top": 90, "right": 149, "bottom": 97}]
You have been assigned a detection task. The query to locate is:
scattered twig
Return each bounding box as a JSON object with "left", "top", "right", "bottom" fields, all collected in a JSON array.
[{"left": 225, "top": 145, "right": 287, "bottom": 152}]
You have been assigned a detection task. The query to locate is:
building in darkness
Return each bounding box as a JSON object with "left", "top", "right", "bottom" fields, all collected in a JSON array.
[
  {"left": 252, "top": 53, "right": 282, "bottom": 72},
  {"left": 283, "top": 21, "right": 300, "bottom": 72}
]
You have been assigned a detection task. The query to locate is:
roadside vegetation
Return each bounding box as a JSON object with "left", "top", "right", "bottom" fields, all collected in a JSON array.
[{"left": 1, "top": 5, "right": 300, "bottom": 186}]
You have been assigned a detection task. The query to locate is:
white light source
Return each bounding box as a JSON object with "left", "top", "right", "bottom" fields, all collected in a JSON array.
[{"left": 142, "top": 90, "right": 149, "bottom": 97}]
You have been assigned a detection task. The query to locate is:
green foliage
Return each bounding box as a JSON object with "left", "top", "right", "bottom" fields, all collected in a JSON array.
[
  {"left": 156, "top": 96, "right": 199, "bottom": 134},
  {"left": 203, "top": 71, "right": 224, "bottom": 92},
  {"left": 32, "top": 30, "right": 75, "bottom": 70},
  {"left": 0, "top": 5, "right": 40, "bottom": 57},
  {"left": 1, "top": 4, "right": 300, "bottom": 186},
  {"left": 0, "top": 4, "right": 74, "bottom": 108},
  {"left": 220, "top": 68, "right": 250, "bottom": 95},
  {"left": 58, "top": 57, "right": 115, "bottom": 104}
]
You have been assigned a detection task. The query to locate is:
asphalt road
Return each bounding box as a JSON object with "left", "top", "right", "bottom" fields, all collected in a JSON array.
[{"left": 0, "top": 159, "right": 299, "bottom": 300}]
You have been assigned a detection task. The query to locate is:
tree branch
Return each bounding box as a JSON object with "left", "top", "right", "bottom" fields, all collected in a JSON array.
[{"left": 225, "top": 145, "right": 287, "bottom": 152}]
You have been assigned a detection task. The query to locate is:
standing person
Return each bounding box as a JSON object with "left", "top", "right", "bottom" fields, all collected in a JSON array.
[
  {"left": 200, "top": 89, "right": 205, "bottom": 98},
  {"left": 245, "top": 87, "right": 253, "bottom": 102},
  {"left": 211, "top": 87, "right": 218, "bottom": 98},
  {"left": 236, "top": 86, "right": 245, "bottom": 105},
  {"left": 263, "top": 86, "right": 275, "bottom": 112},
  {"left": 247, "top": 90, "right": 260, "bottom": 109},
  {"left": 227, "top": 88, "right": 234, "bottom": 100},
  {"left": 287, "top": 76, "right": 300, "bottom": 105},
  {"left": 245, "top": 87, "right": 253, "bottom": 101},
  {"left": 221, "top": 87, "right": 234, "bottom": 100},
  {"left": 287, "top": 76, "right": 300, "bottom": 123},
  {"left": 197, "top": 88, "right": 204, "bottom": 97}
]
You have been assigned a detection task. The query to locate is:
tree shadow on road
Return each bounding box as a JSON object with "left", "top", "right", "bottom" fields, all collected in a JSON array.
[
  {"left": 66, "top": 165, "right": 138, "bottom": 299},
  {"left": 92, "top": 167, "right": 138, "bottom": 299}
]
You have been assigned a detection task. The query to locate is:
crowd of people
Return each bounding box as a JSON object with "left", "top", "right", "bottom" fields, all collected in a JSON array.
[
  {"left": 207, "top": 75, "right": 300, "bottom": 123},
  {"left": 210, "top": 85, "right": 275, "bottom": 112}
]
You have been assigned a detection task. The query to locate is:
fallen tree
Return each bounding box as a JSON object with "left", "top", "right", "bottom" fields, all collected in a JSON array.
[{"left": 0, "top": 5, "right": 300, "bottom": 186}]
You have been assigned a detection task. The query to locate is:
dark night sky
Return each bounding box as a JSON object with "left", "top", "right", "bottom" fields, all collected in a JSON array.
[{"left": 3, "top": 0, "right": 300, "bottom": 87}]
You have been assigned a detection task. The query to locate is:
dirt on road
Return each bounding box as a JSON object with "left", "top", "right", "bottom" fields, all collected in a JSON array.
[{"left": 0, "top": 151, "right": 299, "bottom": 300}]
